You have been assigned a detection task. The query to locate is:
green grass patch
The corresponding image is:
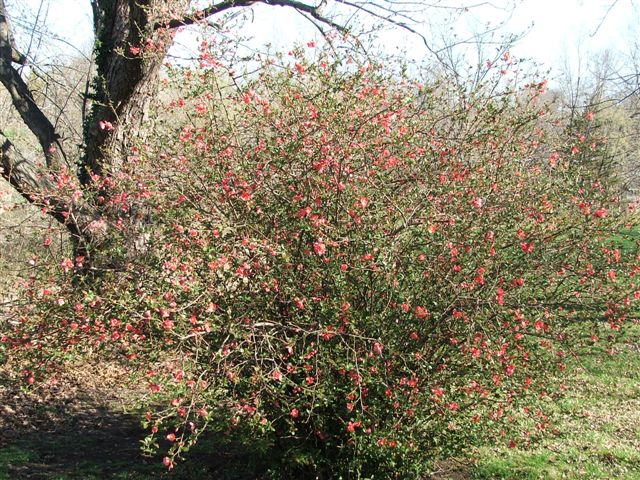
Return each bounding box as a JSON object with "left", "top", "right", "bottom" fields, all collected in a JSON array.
[
  {"left": 466, "top": 324, "right": 640, "bottom": 480},
  {"left": 0, "top": 446, "right": 35, "bottom": 480},
  {"left": 609, "top": 225, "right": 640, "bottom": 254}
]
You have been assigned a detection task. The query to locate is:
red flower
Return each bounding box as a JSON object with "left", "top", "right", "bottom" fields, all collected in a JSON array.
[
  {"left": 495, "top": 288, "right": 505, "bottom": 305},
  {"left": 290, "top": 408, "right": 300, "bottom": 418},
  {"left": 313, "top": 241, "right": 326, "bottom": 256},
  {"left": 431, "top": 387, "right": 444, "bottom": 397},
  {"left": 148, "top": 383, "right": 161, "bottom": 393},
  {"left": 162, "top": 456, "right": 175, "bottom": 470},
  {"left": 593, "top": 208, "right": 607, "bottom": 218},
  {"left": 60, "top": 258, "right": 74, "bottom": 273},
  {"left": 361, "top": 252, "right": 373, "bottom": 262},
  {"left": 98, "top": 120, "right": 114, "bottom": 131},
  {"left": 347, "top": 420, "right": 361, "bottom": 433},
  {"left": 356, "top": 197, "right": 369, "bottom": 209},
  {"left": 520, "top": 242, "right": 535, "bottom": 253},
  {"left": 162, "top": 319, "right": 174, "bottom": 330}
]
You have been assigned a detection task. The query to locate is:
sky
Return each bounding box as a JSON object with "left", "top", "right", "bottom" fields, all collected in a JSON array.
[
  {"left": 9, "top": 0, "right": 640, "bottom": 82},
  {"left": 509, "top": 0, "right": 637, "bottom": 73}
]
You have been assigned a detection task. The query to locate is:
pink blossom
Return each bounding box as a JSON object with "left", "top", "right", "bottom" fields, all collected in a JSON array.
[
  {"left": 313, "top": 241, "right": 326, "bottom": 256},
  {"left": 593, "top": 208, "right": 607, "bottom": 218},
  {"left": 98, "top": 120, "right": 114, "bottom": 131},
  {"left": 60, "top": 258, "right": 74, "bottom": 273}
]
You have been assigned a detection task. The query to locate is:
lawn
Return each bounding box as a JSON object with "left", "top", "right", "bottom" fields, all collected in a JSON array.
[{"left": 459, "top": 324, "right": 640, "bottom": 480}]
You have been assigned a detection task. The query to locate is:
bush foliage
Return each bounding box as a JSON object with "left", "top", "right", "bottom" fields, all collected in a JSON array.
[{"left": 3, "top": 42, "right": 640, "bottom": 478}]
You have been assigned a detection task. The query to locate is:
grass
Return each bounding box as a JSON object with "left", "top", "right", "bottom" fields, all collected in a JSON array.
[
  {"left": 0, "top": 446, "right": 34, "bottom": 480},
  {"left": 465, "top": 325, "right": 640, "bottom": 480}
]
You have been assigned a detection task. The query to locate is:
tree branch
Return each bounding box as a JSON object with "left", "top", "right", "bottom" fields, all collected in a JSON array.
[
  {"left": 0, "top": 130, "right": 78, "bottom": 234},
  {"left": 0, "top": 0, "right": 66, "bottom": 169},
  {"left": 0, "top": 0, "right": 26, "bottom": 65},
  {"left": 157, "top": 0, "right": 347, "bottom": 33}
]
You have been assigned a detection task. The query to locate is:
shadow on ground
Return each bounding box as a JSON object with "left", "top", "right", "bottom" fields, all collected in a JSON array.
[
  {"left": 0, "top": 364, "right": 274, "bottom": 480},
  {"left": 0, "top": 363, "right": 472, "bottom": 480},
  {"left": 0, "top": 363, "right": 164, "bottom": 479},
  {"left": 1, "top": 405, "right": 156, "bottom": 479}
]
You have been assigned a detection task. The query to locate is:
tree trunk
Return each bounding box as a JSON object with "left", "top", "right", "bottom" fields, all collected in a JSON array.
[
  {"left": 1, "top": 0, "right": 178, "bottom": 268},
  {"left": 83, "top": 0, "right": 174, "bottom": 184}
]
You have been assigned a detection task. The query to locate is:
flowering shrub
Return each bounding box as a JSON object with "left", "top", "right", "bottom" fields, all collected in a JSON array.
[{"left": 3, "top": 43, "right": 640, "bottom": 478}]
